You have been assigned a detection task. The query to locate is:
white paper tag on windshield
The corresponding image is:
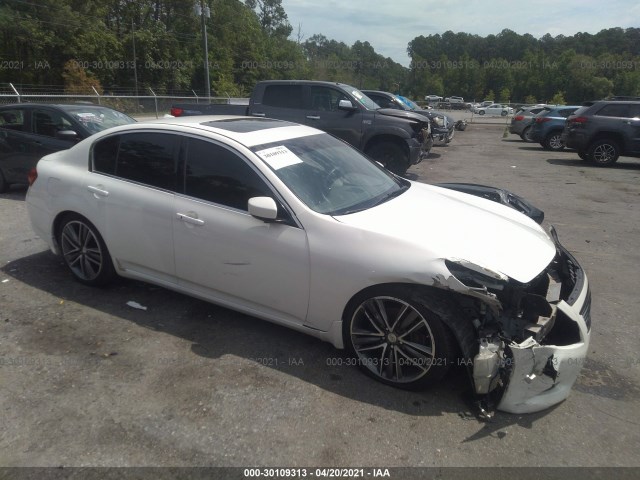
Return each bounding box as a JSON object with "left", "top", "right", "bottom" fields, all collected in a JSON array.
[{"left": 255, "top": 145, "right": 302, "bottom": 170}]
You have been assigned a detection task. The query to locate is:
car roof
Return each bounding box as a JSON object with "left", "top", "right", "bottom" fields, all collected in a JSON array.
[{"left": 108, "top": 115, "right": 324, "bottom": 148}]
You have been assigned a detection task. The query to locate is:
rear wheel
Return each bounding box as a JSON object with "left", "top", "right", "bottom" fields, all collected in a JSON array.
[
  {"left": 57, "top": 213, "right": 116, "bottom": 286},
  {"left": 543, "top": 131, "right": 564, "bottom": 151},
  {"left": 587, "top": 139, "right": 619, "bottom": 166},
  {"left": 344, "top": 286, "right": 457, "bottom": 390},
  {"left": 478, "top": 110, "right": 485, "bottom": 116},
  {"left": 366, "top": 142, "right": 408, "bottom": 176}
]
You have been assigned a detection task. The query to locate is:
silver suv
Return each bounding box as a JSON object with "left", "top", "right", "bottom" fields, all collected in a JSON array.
[{"left": 562, "top": 99, "right": 640, "bottom": 166}]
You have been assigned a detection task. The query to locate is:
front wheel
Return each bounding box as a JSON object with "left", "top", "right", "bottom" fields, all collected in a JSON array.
[
  {"left": 478, "top": 110, "right": 485, "bottom": 116},
  {"left": 366, "top": 142, "right": 408, "bottom": 176},
  {"left": 344, "top": 287, "right": 457, "bottom": 390},
  {"left": 588, "top": 139, "right": 619, "bottom": 166},
  {"left": 543, "top": 132, "right": 564, "bottom": 151},
  {"left": 58, "top": 213, "right": 116, "bottom": 286},
  {"left": 501, "top": 111, "right": 507, "bottom": 117}
]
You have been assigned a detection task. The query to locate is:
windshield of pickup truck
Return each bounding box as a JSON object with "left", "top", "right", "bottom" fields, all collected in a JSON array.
[
  {"left": 350, "top": 88, "right": 380, "bottom": 110},
  {"left": 252, "top": 133, "right": 407, "bottom": 215}
]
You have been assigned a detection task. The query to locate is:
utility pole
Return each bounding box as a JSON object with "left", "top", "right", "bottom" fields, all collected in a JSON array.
[
  {"left": 195, "top": 1, "right": 211, "bottom": 101},
  {"left": 132, "top": 19, "right": 139, "bottom": 97}
]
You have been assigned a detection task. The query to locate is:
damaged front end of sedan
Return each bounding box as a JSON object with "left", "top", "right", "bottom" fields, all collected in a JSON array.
[{"left": 442, "top": 226, "right": 591, "bottom": 415}]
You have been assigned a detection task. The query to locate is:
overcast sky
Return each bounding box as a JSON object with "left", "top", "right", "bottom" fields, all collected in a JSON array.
[{"left": 282, "top": 0, "right": 640, "bottom": 66}]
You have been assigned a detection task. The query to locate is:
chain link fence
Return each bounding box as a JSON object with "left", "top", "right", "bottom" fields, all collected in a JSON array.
[{"left": 0, "top": 83, "right": 249, "bottom": 118}]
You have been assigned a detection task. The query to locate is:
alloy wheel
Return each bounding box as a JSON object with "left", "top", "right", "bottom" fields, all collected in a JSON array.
[
  {"left": 60, "top": 220, "right": 104, "bottom": 282},
  {"left": 350, "top": 296, "right": 436, "bottom": 384}
]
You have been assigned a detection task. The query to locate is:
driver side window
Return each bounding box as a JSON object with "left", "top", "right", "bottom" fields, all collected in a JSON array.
[{"left": 183, "top": 137, "right": 273, "bottom": 212}]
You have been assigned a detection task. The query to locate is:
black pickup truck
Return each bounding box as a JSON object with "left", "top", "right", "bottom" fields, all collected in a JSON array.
[{"left": 170, "top": 80, "right": 433, "bottom": 175}]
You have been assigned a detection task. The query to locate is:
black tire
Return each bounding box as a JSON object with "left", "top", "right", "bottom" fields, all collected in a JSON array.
[
  {"left": 543, "top": 131, "right": 565, "bottom": 151},
  {"left": 0, "top": 170, "right": 7, "bottom": 193},
  {"left": 520, "top": 126, "right": 534, "bottom": 142},
  {"left": 587, "top": 139, "right": 619, "bottom": 166},
  {"left": 57, "top": 213, "right": 116, "bottom": 286},
  {"left": 577, "top": 150, "right": 590, "bottom": 161},
  {"left": 343, "top": 286, "right": 458, "bottom": 390},
  {"left": 366, "top": 142, "right": 408, "bottom": 176},
  {"left": 478, "top": 110, "right": 485, "bottom": 116},
  {"left": 501, "top": 111, "right": 507, "bottom": 117}
]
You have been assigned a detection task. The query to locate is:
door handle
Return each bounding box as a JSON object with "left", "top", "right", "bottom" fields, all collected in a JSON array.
[
  {"left": 306, "top": 115, "right": 321, "bottom": 120},
  {"left": 251, "top": 112, "right": 266, "bottom": 117},
  {"left": 176, "top": 212, "right": 205, "bottom": 226},
  {"left": 87, "top": 185, "right": 109, "bottom": 197}
]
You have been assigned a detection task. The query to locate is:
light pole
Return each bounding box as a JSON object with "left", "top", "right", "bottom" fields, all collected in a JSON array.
[{"left": 195, "top": 1, "right": 211, "bottom": 101}]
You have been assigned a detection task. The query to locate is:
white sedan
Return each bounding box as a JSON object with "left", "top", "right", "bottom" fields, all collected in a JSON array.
[
  {"left": 26, "top": 116, "right": 591, "bottom": 414},
  {"left": 475, "top": 104, "right": 515, "bottom": 116}
]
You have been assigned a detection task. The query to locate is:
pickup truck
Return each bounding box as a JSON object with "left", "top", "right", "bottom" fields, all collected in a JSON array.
[{"left": 170, "top": 80, "right": 433, "bottom": 175}]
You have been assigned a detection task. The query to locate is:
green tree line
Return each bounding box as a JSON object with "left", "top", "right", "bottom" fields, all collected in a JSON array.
[{"left": 1, "top": 0, "right": 639, "bottom": 102}]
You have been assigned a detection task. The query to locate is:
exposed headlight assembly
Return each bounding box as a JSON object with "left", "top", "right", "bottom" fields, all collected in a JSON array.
[{"left": 445, "top": 259, "right": 508, "bottom": 291}]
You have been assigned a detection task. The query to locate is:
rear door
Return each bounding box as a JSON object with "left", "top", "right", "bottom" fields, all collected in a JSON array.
[
  {"left": 251, "top": 84, "right": 307, "bottom": 124},
  {"left": 87, "top": 131, "right": 180, "bottom": 285}
]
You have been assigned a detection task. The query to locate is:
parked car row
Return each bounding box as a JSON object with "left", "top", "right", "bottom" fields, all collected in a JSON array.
[
  {"left": 473, "top": 103, "right": 514, "bottom": 116},
  {"left": 509, "top": 98, "right": 640, "bottom": 166}
]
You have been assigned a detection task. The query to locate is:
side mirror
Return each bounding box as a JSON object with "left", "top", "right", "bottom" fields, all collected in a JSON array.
[
  {"left": 56, "top": 130, "right": 78, "bottom": 142},
  {"left": 248, "top": 196, "right": 278, "bottom": 221},
  {"left": 338, "top": 99, "right": 357, "bottom": 111}
]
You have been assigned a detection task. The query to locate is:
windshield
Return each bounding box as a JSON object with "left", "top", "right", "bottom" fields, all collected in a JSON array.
[
  {"left": 64, "top": 106, "right": 136, "bottom": 134},
  {"left": 252, "top": 133, "right": 407, "bottom": 215},
  {"left": 349, "top": 88, "right": 380, "bottom": 110},
  {"left": 397, "top": 95, "right": 419, "bottom": 110}
]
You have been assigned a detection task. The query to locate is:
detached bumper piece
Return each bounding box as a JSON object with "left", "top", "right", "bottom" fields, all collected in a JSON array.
[
  {"left": 497, "top": 237, "right": 591, "bottom": 414},
  {"left": 470, "top": 229, "right": 592, "bottom": 415}
]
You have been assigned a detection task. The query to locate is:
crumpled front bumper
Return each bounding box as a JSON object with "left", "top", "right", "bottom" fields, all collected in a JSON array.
[{"left": 497, "top": 240, "right": 591, "bottom": 414}]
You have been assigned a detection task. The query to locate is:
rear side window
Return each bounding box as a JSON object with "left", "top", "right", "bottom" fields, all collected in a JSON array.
[
  {"left": 558, "top": 108, "right": 577, "bottom": 117},
  {"left": 262, "top": 85, "right": 304, "bottom": 109},
  {"left": 183, "top": 137, "right": 272, "bottom": 211},
  {"left": 595, "top": 103, "right": 631, "bottom": 118},
  {"left": 92, "top": 132, "right": 180, "bottom": 191},
  {"left": 0, "top": 109, "right": 25, "bottom": 131},
  {"left": 92, "top": 136, "right": 120, "bottom": 174}
]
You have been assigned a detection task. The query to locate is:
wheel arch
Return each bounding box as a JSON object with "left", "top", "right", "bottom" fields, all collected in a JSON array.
[
  {"left": 341, "top": 282, "right": 479, "bottom": 361},
  {"left": 363, "top": 135, "right": 409, "bottom": 158},
  {"left": 590, "top": 131, "right": 624, "bottom": 149}
]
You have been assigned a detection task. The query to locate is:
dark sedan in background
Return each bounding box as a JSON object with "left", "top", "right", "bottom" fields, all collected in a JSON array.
[{"left": 0, "top": 103, "right": 135, "bottom": 192}]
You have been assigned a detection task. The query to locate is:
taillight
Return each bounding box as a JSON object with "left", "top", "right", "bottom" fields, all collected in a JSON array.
[
  {"left": 170, "top": 107, "right": 184, "bottom": 117},
  {"left": 535, "top": 117, "right": 551, "bottom": 124},
  {"left": 27, "top": 167, "right": 37, "bottom": 186},
  {"left": 514, "top": 115, "right": 525, "bottom": 121},
  {"left": 570, "top": 116, "right": 588, "bottom": 125}
]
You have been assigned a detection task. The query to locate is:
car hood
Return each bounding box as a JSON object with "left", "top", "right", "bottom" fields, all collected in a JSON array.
[
  {"left": 376, "top": 108, "right": 429, "bottom": 124},
  {"left": 334, "top": 182, "right": 556, "bottom": 283}
]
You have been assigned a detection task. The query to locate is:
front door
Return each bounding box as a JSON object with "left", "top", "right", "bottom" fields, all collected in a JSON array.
[{"left": 172, "top": 136, "right": 310, "bottom": 325}]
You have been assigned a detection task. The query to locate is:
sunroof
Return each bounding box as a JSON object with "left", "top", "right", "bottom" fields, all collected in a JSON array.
[{"left": 202, "top": 118, "right": 295, "bottom": 133}]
